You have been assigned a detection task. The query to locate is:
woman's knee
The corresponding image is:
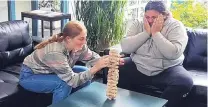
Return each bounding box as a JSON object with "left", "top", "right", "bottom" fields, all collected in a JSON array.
[
  {"left": 57, "top": 80, "right": 71, "bottom": 90},
  {"left": 52, "top": 81, "right": 72, "bottom": 104},
  {"left": 182, "top": 75, "right": 193, "bottom": 91},
  {"left": 174, "top": 73, "right": 193, "bottom": 93},
  {"left": 72, "top": 65, "right": 89, "bottom": 73},
  {"left": 168, "top": 66, "right": 194, "bottom": 91}
]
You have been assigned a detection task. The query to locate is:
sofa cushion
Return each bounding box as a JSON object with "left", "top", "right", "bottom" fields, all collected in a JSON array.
[
  {"left": 187, "top": 69, "right": 207, "bottom": 103},
  {"left": 188, "top": 69, "right": 207, "bottom": 87},
  {"left": 0, "top": 71, "right": 19, "bottom": 102},
  {"left": 0, "top": 82, "right": 18, "bottom": 99},
  {"left": 0, "top": 71, "right": 19, "bottom": 84},
  {"left": 184, "top": 28, "right": 207, "bottom": 70},
  {"left": 1, "top": 63, "right": 22, "bottom": 75},
  {"left": 0, "top": 20, "right": 33, "bottom": 69}
]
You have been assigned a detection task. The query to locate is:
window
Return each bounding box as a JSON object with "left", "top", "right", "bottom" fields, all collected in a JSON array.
[
  {"left": 125, "top": 0, "right": 170, "bottom": 21},
  {"left": 124, "top": 0, "right": 207, "bottom": 29}
]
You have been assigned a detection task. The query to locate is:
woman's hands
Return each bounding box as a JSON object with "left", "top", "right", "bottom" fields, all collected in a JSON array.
[
  {"left": 144, "top": 17, "right": 151, "bottom": 35},
  {"left": 90, "top": 55, "right": 109, "bottom": 75},
  {"left": 90, "top": 55, "right": 125, "bottom": 75},
  {"left": 151, "top": 14, "right": 164, "bottom": 36},
  {"left": 144, "top": 14, "right": 164, "bottom": 36}
]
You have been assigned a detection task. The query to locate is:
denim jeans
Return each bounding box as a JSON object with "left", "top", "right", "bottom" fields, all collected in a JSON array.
[{"left": 19, "top": 64, "right": 91, "bottom": 104}]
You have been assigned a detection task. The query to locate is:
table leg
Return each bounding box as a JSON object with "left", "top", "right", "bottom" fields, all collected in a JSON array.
[
  {"left": 21, "top": 16, "right": 24, "bottom": 20},
  {"left": 41, "top": 20, "right": 44, "bottom": 38},
  {"left": 50, "top": 21, "right": 53, "bottom": 36}
]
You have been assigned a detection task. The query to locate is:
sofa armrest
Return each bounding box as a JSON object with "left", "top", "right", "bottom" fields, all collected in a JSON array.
[
  {"left": 184, "top": 28, "right": 207, "bottom": 71},
  {"left": 184, "top": 55, "right": 207, "bottom": 71}
]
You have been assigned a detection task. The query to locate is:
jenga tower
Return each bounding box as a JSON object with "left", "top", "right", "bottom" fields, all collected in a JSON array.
[{"left": 106, "top": 49, "right": 120, "bottom": 100}]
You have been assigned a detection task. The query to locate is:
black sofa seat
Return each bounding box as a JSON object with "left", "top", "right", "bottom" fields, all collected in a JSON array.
[
  {"left": 184, "top": 68, "right": 207, "bottom": 106},
  {"left": 0, "top": 71, "right": 19, "bottom": 102}
]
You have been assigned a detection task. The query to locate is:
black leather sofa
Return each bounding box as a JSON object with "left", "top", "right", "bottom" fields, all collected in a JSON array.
[
  {"left": 182, "top": 28, "right": 207, "bottom": 107},
  {"left": 0, "top": 20, "right": 52, "bottom": 107},
  {"left": 103, "top": 28, "right": 207, "bottom": 107}
]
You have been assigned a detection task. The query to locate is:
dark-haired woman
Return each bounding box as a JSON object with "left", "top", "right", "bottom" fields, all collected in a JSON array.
[{"left": 119, "top": 1, "right": 193, "bottom": 107}]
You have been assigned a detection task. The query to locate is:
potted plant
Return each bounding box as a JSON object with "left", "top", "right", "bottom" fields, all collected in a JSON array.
[{"left": 75, "top": 1, "right": 127, "bottom": 52}]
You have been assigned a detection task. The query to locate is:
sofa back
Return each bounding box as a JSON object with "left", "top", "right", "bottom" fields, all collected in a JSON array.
[
  {"left": 0, "top": 20, "right": 33, "bottom": 69},
  {"left": 183, "top": 28, "right": 207, "bottom": 70}
]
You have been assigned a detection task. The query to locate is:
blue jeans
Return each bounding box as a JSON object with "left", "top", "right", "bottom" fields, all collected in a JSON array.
[{"left": 19, "top": 64, "right": 91, "bottom": 104}]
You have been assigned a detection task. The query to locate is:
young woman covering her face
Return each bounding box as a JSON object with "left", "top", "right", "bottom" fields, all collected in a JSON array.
[{"left": 120, "top": 1, "right": 193, "bottom": 107}]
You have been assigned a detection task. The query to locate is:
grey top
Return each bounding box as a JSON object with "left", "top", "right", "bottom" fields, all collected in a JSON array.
[
  {"left": 23, "top": 41, "right": 100, "bottom": 88},
  {"left": 121, "top": 17, "right": 188, "bottom": 76}
]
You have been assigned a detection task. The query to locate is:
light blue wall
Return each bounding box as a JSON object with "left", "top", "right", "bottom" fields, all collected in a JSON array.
[
  {"left": 31, "top": 0, "right": 38, "bottom": 36},
  {"left": 8, "top": 0, "right": 16, "bottom": 21},
  {"left": 61, "top": 0, "right": 69, "bottom": 30}
]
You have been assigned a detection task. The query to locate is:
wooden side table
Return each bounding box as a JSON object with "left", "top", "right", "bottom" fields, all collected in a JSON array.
[{"left": 21, "top": 10, "right": 71, "bottom": 38}]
